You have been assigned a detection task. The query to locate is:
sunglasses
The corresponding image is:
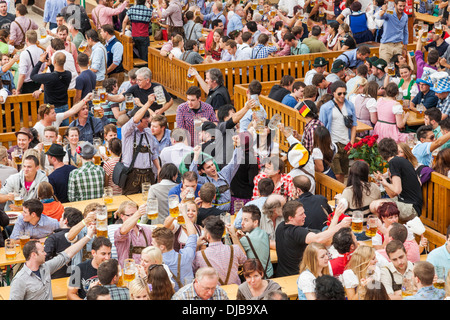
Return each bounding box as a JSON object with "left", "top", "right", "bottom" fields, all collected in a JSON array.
[{"left": 336, "top": 92, "right": 347, "bottom": 96}]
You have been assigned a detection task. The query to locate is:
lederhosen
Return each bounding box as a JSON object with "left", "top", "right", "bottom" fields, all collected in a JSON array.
[
  {"left": 201, "top": 245, "right": 234, "bottom": 285},
  {"left": 128, "top": 227, "right": 150, "bottom": 258},
  {"left": 384, "top": 266, "right": 403, "bottom": 292},
  {"left": 122, "top": 130, "right": 155, "bottom": 194}
]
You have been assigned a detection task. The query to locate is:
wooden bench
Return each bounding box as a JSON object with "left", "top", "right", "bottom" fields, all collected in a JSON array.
[
  {"left": 0, "top": 277, "right": 69, "bottom": 300},
  {"left": 147, "top": 43, "right": 417, "bottom": 102}
]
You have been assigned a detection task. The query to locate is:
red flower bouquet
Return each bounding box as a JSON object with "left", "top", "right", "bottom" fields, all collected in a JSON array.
[{"left": 345, "top": 134, "right": 388, "bottom": 174}]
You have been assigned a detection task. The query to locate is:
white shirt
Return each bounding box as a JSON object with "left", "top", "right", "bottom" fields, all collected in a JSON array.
[
  {"left": 277, "top": 0, "right": 302, "bottom": 16},
  {"left": 19, "top": 44, "right": 44, "bottom": 83},
  {"left": 159, "top": 142, "right": 193, "bottom": 169},
  {"left": 304, "top": 69, "right": 318, "bottom": 86},
  {"left": 33, "top": 113, "right": 65, "bottom": 141},
  {"left": 51, "top": 49, "right": 78, "bottom": 89},
  {"left": 236, "top": 43, "right": 252, "bottom": 60},
  {"left": 331, "top": 105, "right": 351, "bottom": 144}
]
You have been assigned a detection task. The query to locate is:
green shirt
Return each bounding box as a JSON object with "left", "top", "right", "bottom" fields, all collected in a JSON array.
[
  {"left": 290, "top": 39, "right": 310, "bottom": 55},
  {"left": 239, "top": 227, "right": 274, "bottom": 278},
  {"left": 302, "top": 37, "right": 328, "bottom": 53},
  {"left": 71, "top": 31, "right": 86, "bottom": 51}
]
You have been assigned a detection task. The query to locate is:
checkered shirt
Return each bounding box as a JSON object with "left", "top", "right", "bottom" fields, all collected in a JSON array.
[
  {"left": 171, "top": 282, "right": 229, "bottom": 300},
  {"left": 67, "top": 161, "right": 105, "bottom": 202},
  {"left": 126, "top": 4, "right": 153, "bottom": 23},
  {"left": 102, "top": 285, "right": 130, "bottom": 300},
  {"left": 251, "top": 44, "right": 278, "bottom": 59}
]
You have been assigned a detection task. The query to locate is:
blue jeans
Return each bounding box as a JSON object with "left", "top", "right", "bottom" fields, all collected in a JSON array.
[{"left": 54, "top": 104, "right": 69, "bottom": 126}]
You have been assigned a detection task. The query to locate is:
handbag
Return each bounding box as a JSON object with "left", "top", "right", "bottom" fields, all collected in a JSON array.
[
  {"left": 112, "top": 131, "right": 145, "bottom": 189},
  {"left": 153, "top": 28, "right": 164, "bottom": 41},
  {"left": 332, "top": 99, "right": 353, "bottom": 129}
]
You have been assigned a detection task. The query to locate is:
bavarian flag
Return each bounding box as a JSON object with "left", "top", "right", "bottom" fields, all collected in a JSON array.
[
  {"left": 297, "top": 102, "right": 311, "bottom": 118},
  {"left": 287, "top": 142, "right": 310, "bottom": 169}
]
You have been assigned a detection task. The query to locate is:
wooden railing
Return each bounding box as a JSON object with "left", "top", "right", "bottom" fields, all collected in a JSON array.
[
  {"left": 148, "top": 43, "right": 417, "bottom": 101},
  {"left": 314, "top": 170, "right": 449, "bottom": 249},
  {"left": 421, "top": 172, "right": 450, "bottom": 235},
  {"left": 0, "top": 89, "right": 77, "bottom": 142}
]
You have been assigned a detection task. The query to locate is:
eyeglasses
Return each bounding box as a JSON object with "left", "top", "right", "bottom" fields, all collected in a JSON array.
[{"left": 336, "top": 92, "right": 347, "bottom": 96}]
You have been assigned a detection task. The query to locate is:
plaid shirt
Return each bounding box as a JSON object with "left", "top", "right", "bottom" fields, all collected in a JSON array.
[
  {"left": 171, "top": 282, "right": 229, "bottom": 300},
  {"left": 252, "top": 172, "right": 294, "bottom": 200},
  {"left": 193, "top": 242, "right": 247, "bottom": 286},
  {"left": 251, "top": 44, "right": 278, "bottom": 59},
  {"left": 67, "top": 161, "right": 105, "bottom": 202},
  {"left": 301, "top": 118, "right": 324, "bottom": 153},
  {"left": 102, "top": 284, "right": 130, "bottom": 300},
  {"left": 127, "top": 5, "right": 153, "bottom": 23},
  {"left": 437, "top": 94, "right": 450, "bottom": 117},
  {"left": 176, "top": 101, "right": 218, "bottom": 147}
]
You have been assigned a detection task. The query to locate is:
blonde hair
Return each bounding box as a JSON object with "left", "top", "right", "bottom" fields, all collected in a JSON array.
[
  {"left": 346, "top": 245, "right": 375, "bottom": 282},
  {"left": 117, "top": 200, "right": 138, "bottom": 216},
  {"left": 299, "top": 242, "right": 330, "bottom": 277},
  {"left": 141, "top": 246, "right": 163, "bottom": 265},
  {"left": 398, "top": 142, "right": 419, "bottom": 168},
  {"left": 349, "top": 77, "right": 368, "bottom": 97},
  {"left": 129, "top": 277, "right": 151, "bottom": 300}
]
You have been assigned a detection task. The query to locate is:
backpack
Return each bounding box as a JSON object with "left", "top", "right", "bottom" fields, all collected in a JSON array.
[{"left": 63, "top": 4, "right": 92, "bottom": 36}]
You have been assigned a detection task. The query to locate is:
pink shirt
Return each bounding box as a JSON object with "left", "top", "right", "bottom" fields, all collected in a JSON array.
[
  {"left": 10, "top": 16, "right": 39, "bottom": 46},
  {"left": 114, "top": 224, "right": 153, "bottom": 267},
  {"left": 92, "top": 2, "right": 128, "bottom": 29}
]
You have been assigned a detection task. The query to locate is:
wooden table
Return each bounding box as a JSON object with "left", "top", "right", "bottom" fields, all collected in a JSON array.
[
  {"left": 406, "top": 110, "right": 425, "bottom": 127},
  {"left": 63, "top": 195, "right": 130, "bottom": 215},
  {"left": 356, "top": 120, "right": 373, "bottom": 133},
  {"left": 414, "top": 12, "right": 441, "bottom": 25},
  {"left": 0, "top": 247, "right": 25, "bottom": 268},
  {"left": 126, "top": 193, "right": 146, "bottom": 207},
  {"left": 0, "top": 277, "right": 69, "bottom": 300},
  {"left": 0, "top": 246, "right": 26, "bottom": 286}
]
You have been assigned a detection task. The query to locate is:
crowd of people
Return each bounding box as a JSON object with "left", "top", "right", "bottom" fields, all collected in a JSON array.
[{"left": 0, "top": 0, "right": 448, "bottom": 302}]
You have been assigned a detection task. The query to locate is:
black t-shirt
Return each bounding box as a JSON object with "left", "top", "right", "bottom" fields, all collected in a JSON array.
[
  {"left": 124, "top": 83, "right": 171, "bottom": 112},
  {"left": 388, "top": 156, "right": 423, "bottom": 216},
  {"left": 68, "top": 259, "right": 98, "bottom": 299},
  {"left": 197, "top": 207, "right": 224, "bottom": 226},
  {"left": 48, "top": 164, "right": 77, "bottom": 203},
  {"left": 297, "top": 193, "right": 332, "bottom": 231},
  {"left": 0, "top": 13, "right": 15, "bottom": 30},
  {"left": 275, "top": 222, "right": 311, "bottom": 277},
  {"left": 268, "top": 85, "right": 291, "bottom": 103},
  {"left": 30, "top": 61, "right": 72, "bottom": 107}
]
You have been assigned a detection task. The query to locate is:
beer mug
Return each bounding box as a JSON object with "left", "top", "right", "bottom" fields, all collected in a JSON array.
[
  {"left": 98, "top": 88, "right": 107, "bottom": 103},
  {"left": 96, "top": 205, "right": 108, "bottom": 238},
  {"left": 169, "top": 195, "right": 180, "bottom": 218},
  {"left": 92, "top": 91, "right": 101, "bottom": 106},
  {"left": 351, "top": 211, "right": 364, "bottom": 234},
  {"left": 435, "top": 21, "right": 443, "bottom": 36},
  {"left": 147, "top": 198, "right": 158, "bottom": 220},
  {"left": 421, "top": 25, "right": 429, "bottom": 43},
  {"left": 5, "top": 239, "right": 16, "bottom": 260},
  {"left": 123, "top": 258, "right": 136, "bottom": 282},
  {"left": 186, "top": 71, "right": 195, "bottom": 83},
  {"left": 268, "top": 113, "right": 282, "bottom": 130},
  {"left": 198, "top": 43, "right": 206, "bottom": 55},
  {"left": 19, "top": 230, "right": 30, "bottom": 249},
  {"left": 284, "top": 125, "right": 294, "bottom": 137},
  {"left": 220, "top": 212, "right": 231, "bottom": 238},
  {"left": 43, "top": 137, "right": 52, "bottom": 153},
  {"left": 177, "top": 203, "right": 186, "bottom": 225},
  {"left": 184, "top": 187, "right": 195, "bottom": 202},
  {"left": 13, "top": 192, "right": 23, "bottom": 207},
  {"left": 387, "top": 62, "right": 396, "bottom": 76},
  {"left": 254, "top": 111, "right": 266, "bottom": 135},
  {"left": 434, "top": 266, "right": 446, "bottom": 289},
  {"left": 416, "top": 103, "right": 425, "bottom": 118},
  {"left": 258, "top": 5, "right": 264, "bottom": 15},
  {"left": 366, "top": 214, "right": 378, "bottom": 237},
  {"left": 401, "top": 273, "right": 415, "bottom": 297},
  {"left": 78, "top": 40, "right": 88, "bottom": 53},
  {"left": 386, "top": 1, "right": 394, "bottom": 14},
  {"left": 251, "top": 0, "right": 258, "bottom": 10},
  {"left": 93, "top": 150, "right": 102, "bottom": 165},
  {"left": 142, "top": 182, "right": 151, "bottom": 201},
  {"left": 250, "top": 94, "right": 261, "bottom": 112},
  {"left": 125, "top": 94, "right": 134, "bottom": 111},
  {"left": 13, "top": 148, "right": 23, "bottom": 166},
  {"left": 39, "top": 27, "right": 46, "bottom": 39},
  {"left": 103, "top": 186, "right": 113, "bottom": 205},
  {"left": 153, "top": 85, "right": 166, "bottom": 105}
]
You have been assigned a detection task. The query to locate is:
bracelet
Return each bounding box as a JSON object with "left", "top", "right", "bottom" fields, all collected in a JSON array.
[
  {"left": 82, "top": 99, "right": 87, "bottom": 105},
  {"left": 82, "top": 219, "right": 86, "bottom": 226}
]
